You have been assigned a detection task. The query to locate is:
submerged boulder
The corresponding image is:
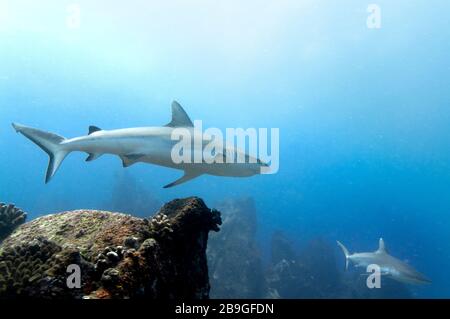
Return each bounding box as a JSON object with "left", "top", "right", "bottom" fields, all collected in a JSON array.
[
  {"left": 207, "top": 198, "right": 266, "bottom": 298},
  {"left": 0, "top": 197, "right": 221, "bottom": 299}
]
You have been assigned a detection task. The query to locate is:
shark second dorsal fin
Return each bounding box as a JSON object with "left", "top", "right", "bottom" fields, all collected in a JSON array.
[
  {"left": 376, "top": 238, "right": 388, "bottom": 254},
  {"left": 165, "top": 101, "right": 194, "bottom": 128},
  {"left": 89, "top": 126, "right": 102, "bottom": 135}
]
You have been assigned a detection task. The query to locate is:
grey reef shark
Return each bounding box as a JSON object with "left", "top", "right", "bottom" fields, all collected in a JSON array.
[
  {"left": 12, "top": 101, "right": 269, "bottom": 188},
  {"left": 337, "top": 238, "right": 431, "bottom": 285}
]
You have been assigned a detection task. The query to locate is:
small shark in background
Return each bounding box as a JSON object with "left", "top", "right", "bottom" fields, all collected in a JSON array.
[
  {"left": 337, "top": 238, "right": 431, "bottom": 285},
  {"left": 12, "top": 101, "right": 268, "bottom": 188}
]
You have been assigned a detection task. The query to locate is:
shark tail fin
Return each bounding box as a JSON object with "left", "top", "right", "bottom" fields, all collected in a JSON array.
[
  {"left": 12, "top": 123, "right": 69, "bottom": 183},
  {"left": 337, "top": 241, "right": 350, "bottom": 270}
]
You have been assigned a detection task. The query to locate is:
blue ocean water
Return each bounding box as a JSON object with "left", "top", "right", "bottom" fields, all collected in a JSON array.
[{"left": 1, "top": 0, "right": 449, "bottom": 298}]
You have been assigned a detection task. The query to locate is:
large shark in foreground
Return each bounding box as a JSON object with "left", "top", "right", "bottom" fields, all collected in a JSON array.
[
  {"left": 12, "top": 101, "right": 268, "bottom": 188},
  {"left": 337, "top": 238, "right": 431, "bottom": 285}
]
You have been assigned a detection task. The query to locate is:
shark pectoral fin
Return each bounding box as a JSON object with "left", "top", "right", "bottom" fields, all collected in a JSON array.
[
  {"left": 120, "top": 154, "right": 145, "bottom": 168},
  {"left": 163, "top": 171, "right": 202, "bottom": 188},
  {"left": 85, "top": 153, "right": 102, "bottom": 162}
]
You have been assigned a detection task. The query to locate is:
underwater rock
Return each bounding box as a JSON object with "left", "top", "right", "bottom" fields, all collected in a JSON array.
[
  {"left": 0, "top": 203, "right": 27, "bottom": 242},
  {"left": 207, "top": 198, "right": 266, "bottom": 298},
  {"left": 292, "top": 238, "right": 342, "bottom": 298},
  {"left": 265, "top": 231, "right": 304, "bottom": 298},
  {"left": 270, "top": 230, "right": 297, "bottom": 265},
  {"left": 0, "top": 197, "right": 221, "bottom": 299}
]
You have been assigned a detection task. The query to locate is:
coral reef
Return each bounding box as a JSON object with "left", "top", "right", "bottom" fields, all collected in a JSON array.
[
  {"left": 0, "top": 203, "right": 27, "bottom": 242},
  {"left": 207, "top": 198, "right": 266, "bottom": 298},
  {"left": 0, "top": 197, "right": 221, "bottom": 299}
]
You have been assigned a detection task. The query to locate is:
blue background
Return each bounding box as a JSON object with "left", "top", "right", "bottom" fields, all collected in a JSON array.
[{"left": 1, "top": 0, "right": 449, "bottom": 298}]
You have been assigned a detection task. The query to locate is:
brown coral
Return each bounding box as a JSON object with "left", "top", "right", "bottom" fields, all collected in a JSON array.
[{"left": 0, "top": 203, "right": 27, "bottom": 242}]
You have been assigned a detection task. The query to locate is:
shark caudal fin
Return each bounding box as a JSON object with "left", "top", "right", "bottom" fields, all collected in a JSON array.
[
  {"left": 337, "top": 241, "right": 350, "bottom": 270},
  {"left": 12, "top": 123, "right": 69, "bottom": 183}
]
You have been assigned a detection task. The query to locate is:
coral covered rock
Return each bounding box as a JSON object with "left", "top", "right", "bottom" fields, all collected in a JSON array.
[
  {"left": 0, "top": 197, "right": 221, "bottom": 299},
  {"left": 207, "top": 198, "right": 266, "bottom": 298},
  {"left": 0, "top": 203, "right": 27, "bottom": 242},
  {"left": 266, "top": 236, "right": 342, "bottom": 298}
]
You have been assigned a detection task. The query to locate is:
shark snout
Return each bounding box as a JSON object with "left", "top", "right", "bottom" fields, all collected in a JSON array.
[{"left": 258, "top": 160, "right": 269, "bottom": 167}]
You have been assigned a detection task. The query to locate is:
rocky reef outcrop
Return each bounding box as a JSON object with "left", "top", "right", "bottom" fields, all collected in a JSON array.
[
  {"left": 0, "top": 197, "right": 221, "bottom": 299},
  {"left": 0, "top": 203, "right": 27, "bottom": 242},
  {"left": 266, "top": 235, "right": 342, "bottom": 298},
  {"left": 207, "top": 198, "right": 266, "bottom": 298}
]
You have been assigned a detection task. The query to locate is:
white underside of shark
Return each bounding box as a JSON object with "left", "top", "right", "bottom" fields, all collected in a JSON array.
[
  {"left": 337, "top": 238, "right": 431, "bottom": 285},
  {"left": 12, "top": 101, "right": 268, "bottom": 188}
]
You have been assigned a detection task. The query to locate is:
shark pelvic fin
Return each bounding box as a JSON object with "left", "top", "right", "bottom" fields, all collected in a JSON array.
[
  {"left": 120, "top": 154, "right": 145, "bottom": 168},
  {"left": 86, "top": 153, "right": 102, "bottom": 162},
  {"left": 165, "top": 101, "right": 194, "bottom": 128},
  {"left": 163, "top": 171, "right": 202, "bottom": 188},
  {"left": 88, "top": 126, "right": 102, "bottom": 135},
  {"left": 376, "top": 238, "right": 388, "bottom": 254}
]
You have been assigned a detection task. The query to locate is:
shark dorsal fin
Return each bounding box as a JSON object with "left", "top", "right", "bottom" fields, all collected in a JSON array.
[
  {"left": 89, "top": 126, "right": 102, "bottom": 135},
  {"left": 376, "top": 238, "right": 388, "bottom": 254},
  {"left": 165, "top": 101, "right": 194, "bottom": 128}
]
